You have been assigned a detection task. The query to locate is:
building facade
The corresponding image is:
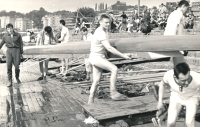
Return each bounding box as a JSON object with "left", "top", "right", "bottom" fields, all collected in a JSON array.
[
  {"left": 41, "top": 15, "right": 63, "bottom": 30},
  {"left": 41, "top": 14, "right": 75, "bottom": 30},
  {"left": 15, "top": 18, "right": 33, "bottom": 31},
  {"left": 191, "top": 2, "right": 200, "bottom": 18},
  {"left": 0, "top": 16, "right": 33, "bottom": 31},
  {"left": 111, "top": 1, "right": 135, "bottom": 11},
  {"left": 0, "top": 16, "right": 15, "bottom": 28}
]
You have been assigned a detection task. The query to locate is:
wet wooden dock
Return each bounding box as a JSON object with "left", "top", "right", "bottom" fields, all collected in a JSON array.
[
  {"left": 0, "top": 62, "right": 92, "bottom": 127},
  {"left": 1, "top": 59, "right": 200, "bottom": 127}
]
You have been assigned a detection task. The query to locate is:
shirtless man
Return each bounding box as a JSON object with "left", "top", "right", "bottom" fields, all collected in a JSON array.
[
  {"left": 157, "top": 62, "right": 200, "bottom": 127},
  {"left": 88, "top": 14, "right": 131, "bottom": 104}
]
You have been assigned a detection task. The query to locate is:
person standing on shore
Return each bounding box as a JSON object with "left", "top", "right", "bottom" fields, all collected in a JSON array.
[
  {"left": 88, "top": 14, "right": 131, "bottom": 104},
  {"left": 0, "top": 23, "right": 23, "bottom": 87}
]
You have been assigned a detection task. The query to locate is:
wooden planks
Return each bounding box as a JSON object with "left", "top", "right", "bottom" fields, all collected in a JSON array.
[
  {"left": 0, "top": 63, "right": 92, "bottom": 127},
  {"left": 73, "top": 73, "right": 164, "bottom": 89},
  {"left": 117, "top": 72, "right": 164, "bottom": 80},
  {"left": 82, "top": 94, "right": 170, "bottom": 120}
]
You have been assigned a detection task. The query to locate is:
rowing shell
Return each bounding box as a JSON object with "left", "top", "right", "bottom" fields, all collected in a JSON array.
[{"left": 1, "top": 35, "right": 199, "bottom": 58}]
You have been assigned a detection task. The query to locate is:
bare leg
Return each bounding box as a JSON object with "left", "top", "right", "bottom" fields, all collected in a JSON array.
[
  {"left": 167, "top": 100, "right": 182, "bottom": 127},
  {"left": 64, "top": 58, "right": 69, "bottom": 74},
  {"left": 85, "top": 58, "right": 93, "bottom": 81},
  {"left": 39, "top": 61, "right": 44, "bottom": 76},
  {"left": 91, "top": 57, "right": 118, "bottom": 92},
  {"left": 60, "top": 58, "right": 66, "bottom": 74},
  {"left": 90, "top": 72, "right": 93, "bottom": 83},
  {"left": 185, "top": 99, "right": 198, "bottom": 127},
  {"left": 89, "top": 57, "right": 126, "bottom": 100},
  {"left": 88, "top": 65, "right": 102, "bottom": 104},
  {"left": 44, "top": 59, "right": 49, "bottom": 77}
]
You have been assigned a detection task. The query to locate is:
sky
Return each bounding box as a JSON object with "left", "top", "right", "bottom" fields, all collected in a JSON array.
[{"left": 0, "top": 0, "right": 198, "bottom": 13}]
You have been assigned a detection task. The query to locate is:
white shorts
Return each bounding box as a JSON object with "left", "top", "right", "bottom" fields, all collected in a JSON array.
[
  {"left": 89, "top": 53, "right": 106, "bottom": 66},
  {"left": 170, "top": 92, "right": 199, "bottom": 106},
  {"left": 75, "top": 27, "right": 80, "bottom": 31}
]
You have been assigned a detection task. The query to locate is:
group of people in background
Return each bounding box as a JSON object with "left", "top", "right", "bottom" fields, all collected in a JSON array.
[
  {"left": 15, "top": 0, "right": 196, "bottom": 85},
  {"left": 82, "top": 2, "right": 194, "bottom": 35},
  {"left": 36, "top": 19, "right": 71, "bottom": 83},
  {"left": 0, "top": 1, "right": 199, "bottom": 127},
  {"left": 33, "top": 1, "right": 199, "bottom": 127}
]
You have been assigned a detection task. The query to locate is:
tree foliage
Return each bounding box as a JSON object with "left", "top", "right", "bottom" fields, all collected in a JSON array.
[
  {"left": 0, "top": 7, "right": 93, "bottom": 28},
  {"left": 77, "top": 7, "right": 96, "bottom": 17},
  {"left": 25, "top": 7, "right": 49, "bottom": 28},
  {"left": 0, "top": 10, "right": 24, "bottom": 18},
  {"left": 53, "top": 10, "right": 71, "bottom": 16}
]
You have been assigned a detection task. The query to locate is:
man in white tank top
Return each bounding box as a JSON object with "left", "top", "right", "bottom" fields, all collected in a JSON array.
[
  {"left": 88, "top": 14, "right": 131, "bottom": 104},
  {"left": 157, "top": 62, "right": 200, "bottom": 127}
]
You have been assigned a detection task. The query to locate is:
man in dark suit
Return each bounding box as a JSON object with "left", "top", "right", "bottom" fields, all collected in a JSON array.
[{"left": 0, "top": 23, "right": 23, "bottom": 87}]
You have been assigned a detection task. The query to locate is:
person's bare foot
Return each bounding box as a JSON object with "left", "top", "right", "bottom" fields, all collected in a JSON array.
[
  {"left": 110, "top": 91, "right": 127, "bottom": 101},
  {"left": 87, "top": 96, "right": 94, "bottom": 105}
]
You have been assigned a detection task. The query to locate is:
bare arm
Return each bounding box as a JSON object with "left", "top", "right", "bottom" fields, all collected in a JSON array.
[
  {"left": 101, "top": 40, "right": 130, "bottom": 59},
  {"left": 157, "top": 80, "right": 166, "bottom": 109},
  {"left": 58, "top": 32, "right": 65, "bottom": 41},
  {"left": 177, "top": 15, "right": 186, "bottom": 35},
  {"left": 52, "top": 32, "right": 58, "bottom": 44},
  {"left": 158, "top": 81, "right": 165, "bottom": 103},
  {"left": 53, "top": 35, "right": 58, "bottom": 44},
  {"left": 177, "top": 23, "right": 184, "bottom": 35},
  {"left": 36, "top": 34, "right": 41, "bottom": 46}
]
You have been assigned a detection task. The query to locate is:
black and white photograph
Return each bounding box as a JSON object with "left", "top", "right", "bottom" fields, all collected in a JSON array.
[{"left": 0, "top": 0, "right": 200, "bottom": 127}]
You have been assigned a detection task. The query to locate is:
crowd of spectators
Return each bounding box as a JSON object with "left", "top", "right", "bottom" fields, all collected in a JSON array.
[
  {"left": 20, "top": 2, "right": 196, "bottom": 44},
  {"left": 74, "top": 17, "right": 87, "bottom": 35},
  {"left": 82, "top": 2, "right": 195, "bottom": 35},
  {"left": 109, "top": 4, "right": 194, "bottom": 34}
]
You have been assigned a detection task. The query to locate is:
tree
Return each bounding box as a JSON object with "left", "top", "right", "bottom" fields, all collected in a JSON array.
[
  {"left": 25, "top": 7, "right": 49, "bottom": 28},
  {"left": 77, "top": 7, "right": 96, "bottom": 17},
  {"left": 0, "top": 10, "right": 24, "bottom": 17},
  {"left": 53, "top": 10, "right": 71, "bottom": 15}
]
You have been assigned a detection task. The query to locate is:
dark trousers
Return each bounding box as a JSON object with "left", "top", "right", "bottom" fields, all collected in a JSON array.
[{"left": 6, "top": 48, "right": 21, "bottom": 81}]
